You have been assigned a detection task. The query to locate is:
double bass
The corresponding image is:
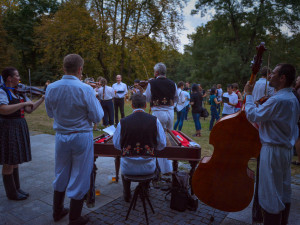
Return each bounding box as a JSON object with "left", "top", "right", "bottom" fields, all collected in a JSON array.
[{"left": 192, "top": 43, "right": 266, "bottom": 212}]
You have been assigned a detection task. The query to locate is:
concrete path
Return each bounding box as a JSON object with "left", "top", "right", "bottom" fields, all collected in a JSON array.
[{"left": 0, "top": 134, "right": 299, "bottom": 225}]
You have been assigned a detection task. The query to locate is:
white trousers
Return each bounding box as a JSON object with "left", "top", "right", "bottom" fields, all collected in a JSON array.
[
  {"left": 258, "top": 144, "right": 293, "bottom": 214},
  {"left": 53, "top": 132, "right": 94, "bottom": 200},
  {"left": 152, "top": 109, "right": 174, "bottom": 174}
]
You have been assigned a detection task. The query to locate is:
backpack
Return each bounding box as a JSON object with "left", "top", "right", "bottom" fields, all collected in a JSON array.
[
  {"left": 165, "top": 171, "right": 198, "bottom": 212},
  {"left": 200, "top": 107, "right": 209, "bottom": 118}
]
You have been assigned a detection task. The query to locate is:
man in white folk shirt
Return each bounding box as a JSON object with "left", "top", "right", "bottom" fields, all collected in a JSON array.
[
  {"left": 245, "top": 63, "right": 300, "bottom": 225},
  {"left": 251, "top": 66, "right": 275, "bottom": 223},
  {"left": 221, "top": 84, "right": 238, "bottom": 117},
  {"left": 113, "top": 94, "right": 166, "bottom": 202},
  {"left": 144, "top": 62, "right": 178, "bottom": 175},
  {"left": 45, "top": 54, "right": 104, "bottom": 225},
  {"left": 112, "top": 75, "right": 128, "bottom": 125}
]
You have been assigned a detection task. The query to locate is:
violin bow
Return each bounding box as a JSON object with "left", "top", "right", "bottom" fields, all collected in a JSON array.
[
  {"left": 264, "top": 51, "right": 270, "bottom": 96},
  {"left": 28, "top": 69, "right": 32, "bottom": 99}
]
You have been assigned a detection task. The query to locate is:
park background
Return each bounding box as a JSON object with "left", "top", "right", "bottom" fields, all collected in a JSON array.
[
  {"left": 0, "top": 0, "right": 300, "bottom": 88},
  {"left": 1, "top": 0, "right": 300, "bottom": 176}
]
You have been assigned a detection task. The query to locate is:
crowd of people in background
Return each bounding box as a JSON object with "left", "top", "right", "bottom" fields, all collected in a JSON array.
[
  {"left": 76, "top": 65, "right": 298, "bottom": 139},
  {"left": 28, "top": 63, "right": 299, "bottom": 151}
]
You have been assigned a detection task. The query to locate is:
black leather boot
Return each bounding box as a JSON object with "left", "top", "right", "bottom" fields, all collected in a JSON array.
[
  {"left": 13, "top": 167, "right": 29, "bottom": 197},
  {"left": 2, "top": 174, "right": 27, "bottom": 200},
  {"left": 122, "top": 175, "right": 131, "bottom": 202},
  {"left": 53, "top": 190, "right": 69, "bottom": 222},
  {"left": 68, "top": 198, "right": 89, "bottom": 225},
  {"left": 281, "top": 203, "right": 291, "bottom": 225},
  {"left": 263, "top": 209, "right": 282, "bottom": 225}
]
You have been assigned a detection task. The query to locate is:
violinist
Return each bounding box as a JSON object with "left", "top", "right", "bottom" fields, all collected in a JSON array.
[
  {"left": 131, "top": 79, "right": 144, "bottom": 94},
  {"left": 0, "top": 67, "right": 44, "bottom": 201},
  {"left": 245, "top": 64, "right": 300, "bottom": 225},
  {"left": 144, "top": 62, "right": 178, "bottom": 174},
  {"left": 252, "top": 66, "right": 275, "bottom": 104},
  {"left": 98, "top": 78, "right": 115, "bottom": 127}
]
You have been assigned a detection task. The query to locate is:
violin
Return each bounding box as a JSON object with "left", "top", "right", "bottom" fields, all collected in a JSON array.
[
  {"left": 15, "top": 84, "right": 45, "bottom": 96},
  {"left": 139, "top": 80, "right": 149, "bottom": 88},
  {"left": 192, "top": 42, "right": 266, "bottom": 212}
]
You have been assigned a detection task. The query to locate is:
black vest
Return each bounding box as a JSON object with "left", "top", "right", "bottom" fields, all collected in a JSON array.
[
  {"left": 150, "top": 77, "right": 176, "bottom": 107},
  {"left": 120, "top": 112, "right": 157, "bottom": 156},
  {"left": 0, "top": 87, "right": 25, "bottom": 119}
]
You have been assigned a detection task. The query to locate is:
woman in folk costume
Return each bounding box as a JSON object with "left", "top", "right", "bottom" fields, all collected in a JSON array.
[{"left": 0, "top": 67, "right": 44, "bottom": 200}]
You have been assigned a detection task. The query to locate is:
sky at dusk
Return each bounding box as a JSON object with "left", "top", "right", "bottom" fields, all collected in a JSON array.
[{"left": 178, "top": 0, "right": 213, "bottom": 53}]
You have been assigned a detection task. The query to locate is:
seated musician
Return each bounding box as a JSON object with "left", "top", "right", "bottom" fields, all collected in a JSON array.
[{"left": 113, "top": 93, "right": 166, "bottom": 202}]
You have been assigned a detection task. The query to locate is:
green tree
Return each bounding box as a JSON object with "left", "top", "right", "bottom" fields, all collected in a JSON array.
[
  {"left": 89, "top": 0, "right": 186, "bottom": 83},
  {"left": 2, "top": 0, "right": 59, "bottom": 83},
  {"left": 35, "top": 1, "right": 103, "bottom": 83},
  {"left": 188, "top": 0, "right": 300, "bottom": 86}
]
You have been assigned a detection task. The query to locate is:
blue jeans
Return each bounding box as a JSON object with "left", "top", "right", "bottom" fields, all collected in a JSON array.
[
  {"left": 210, "top": 106, "right": 220, "bottom": 130},
  {"left": 217, "top": 104, "right": 221, "bottom": 115},
  {"left": 192, "top": 113, "right": 201, "bottom": 131},
  {"left": 100, "top": 99, "right": 114, "bottom": 126},
  {"left": 184, "top": 105, "right": 190, "bottom": 120},
  {"left": 174, "top": 107, "right": 186, "bottom": 131}
]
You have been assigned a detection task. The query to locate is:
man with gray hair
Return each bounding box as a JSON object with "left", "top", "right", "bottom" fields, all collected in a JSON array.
[
  {"left": 144, "top": 62, "right": 178, "bottom": 174},
  {"left": 45, "top": 54, "right": 104, "bottom": 225}
]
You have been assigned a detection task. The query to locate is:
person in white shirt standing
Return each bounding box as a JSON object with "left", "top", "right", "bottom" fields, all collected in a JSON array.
[
  {"left": 45, "top": 54, "right": 104, "bottom": 225},
  {"left": 221, "top": 84, "right": 238, "bottom": 117},
  {"left": 183, "top": 86, "right": 190, "bottom": 120},
  {"left": 216, "top": 84, "right": 223, "bottom": 115},
  {"left": 245, "top": 63, "right": 299, "bottom": 225},
  {"left": 252, "top": 66, "right": 275, "bottom": 104},
  {"left": 144, "top": 62, "right": 178, "bottom": 174},
  {"left": 98, "top": 78, "right": 115, "bottom": 126},
  {"left": 112, "top": 75, "right": 128, "bottom": 125},
  {"left": 174, "top": 81, "right": 187, "bottom": 131}
]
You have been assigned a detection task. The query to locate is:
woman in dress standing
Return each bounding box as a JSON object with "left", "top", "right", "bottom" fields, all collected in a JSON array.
[{"left": 0, "top": 67, "right": 44, "bottom": 200}]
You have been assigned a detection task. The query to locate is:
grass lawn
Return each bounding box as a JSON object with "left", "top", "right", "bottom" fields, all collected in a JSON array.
[{"left": 26, "top": 100, "right": 300, "bottom": 178}]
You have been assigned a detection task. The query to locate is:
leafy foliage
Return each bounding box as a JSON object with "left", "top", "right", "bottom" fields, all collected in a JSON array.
[
  {"left": 186, "top": 0, "right": 300, "bottom": 88},
  {"left": 0, "top": 0, "right": 300, "bottom": 88}
]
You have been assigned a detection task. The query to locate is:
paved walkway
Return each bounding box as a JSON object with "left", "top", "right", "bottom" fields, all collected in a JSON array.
[{"left": 0, "top": 134, "right": 299, "bottom": 225}]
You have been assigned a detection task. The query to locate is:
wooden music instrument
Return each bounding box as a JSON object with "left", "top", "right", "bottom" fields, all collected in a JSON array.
[
  {"left": 86, "top": 130, "right": 201, "bottom": 207},
  {"left": 93, "top": 130, "right": 201, "bottom": 161},
  {"left": 192, "top": 42, "right": 266, "bottom": 212}
]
